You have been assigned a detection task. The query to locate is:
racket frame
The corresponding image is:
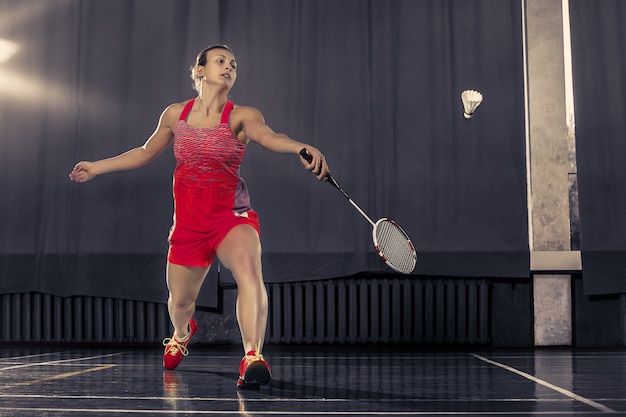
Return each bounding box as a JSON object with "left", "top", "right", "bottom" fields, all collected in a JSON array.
[
  {"left": 372, "top": 217, "right": 417, "bottom": 274},
  {"left": 299, "top": 148, "right": 417, "bottom": 273}
]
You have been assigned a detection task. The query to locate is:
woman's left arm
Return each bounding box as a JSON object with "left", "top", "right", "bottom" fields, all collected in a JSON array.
[{"left": 239, "top": 106, "right": 330, "bottom": 180}]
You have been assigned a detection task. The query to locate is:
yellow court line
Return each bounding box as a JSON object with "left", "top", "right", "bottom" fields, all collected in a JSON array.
[
  {"left": 0, "top": 352, "right": 125, "bottom": 372},
  {"left": 0, "top": 364, "right": 115, "bottom": 389}
]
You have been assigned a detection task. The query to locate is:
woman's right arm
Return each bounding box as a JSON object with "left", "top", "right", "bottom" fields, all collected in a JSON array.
[{"left": 69, "top": 104, "right": 180, "bottom": 183}]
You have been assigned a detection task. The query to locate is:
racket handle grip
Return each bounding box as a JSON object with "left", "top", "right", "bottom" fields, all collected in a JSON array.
[
  {"left": 299, "top": 148, "right": 340, "bottom": 190},
  {"left": 299, "top": 147, "right": 314, "bottom": 163}
]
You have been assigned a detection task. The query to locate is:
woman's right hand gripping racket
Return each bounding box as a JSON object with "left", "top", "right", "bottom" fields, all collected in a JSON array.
[{"left": 300, "top": 148, "right": 417, "bottom": 274}]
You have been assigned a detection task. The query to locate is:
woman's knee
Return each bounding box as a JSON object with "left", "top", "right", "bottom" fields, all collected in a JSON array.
[
  {"left": 232, "top": 261, "right": 264, "bottom": 290},
  {"left": 168, "top": 294, "right": 196, "bottom": 311},
  {"left": 220, "top": 246, "right": 263, "bottom": 281}
]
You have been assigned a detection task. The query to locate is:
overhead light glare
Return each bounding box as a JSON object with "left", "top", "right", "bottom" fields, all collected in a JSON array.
[{"left": 0, "top": 39, "right": 20, "bottom": 63}]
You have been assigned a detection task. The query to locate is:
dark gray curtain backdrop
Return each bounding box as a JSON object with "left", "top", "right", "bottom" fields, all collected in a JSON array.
[
  {"left": 570, "top": 0, "right": 626, "bottom": 295},
  {"left": 0, "top": 0, "right": 528, "bottom": 306}
]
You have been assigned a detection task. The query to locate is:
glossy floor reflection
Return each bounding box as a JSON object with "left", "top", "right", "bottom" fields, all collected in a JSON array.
[{"left": 0, "top": 345, "right": 625, "bottom": 416}]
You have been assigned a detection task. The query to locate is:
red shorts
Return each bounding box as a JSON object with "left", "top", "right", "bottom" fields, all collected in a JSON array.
[{"left": 167, "top": 210, "right": 260, "bottom": 268}]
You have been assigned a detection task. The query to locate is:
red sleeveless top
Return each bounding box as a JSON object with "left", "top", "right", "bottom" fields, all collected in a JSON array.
[{"left": 172, "top": 99, "right": 251, "bottom": 218}]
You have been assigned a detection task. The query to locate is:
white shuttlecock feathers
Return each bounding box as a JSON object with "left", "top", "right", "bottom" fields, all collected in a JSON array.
[{"left": 461, "top": 89, "right": 483, "bottom": 119}]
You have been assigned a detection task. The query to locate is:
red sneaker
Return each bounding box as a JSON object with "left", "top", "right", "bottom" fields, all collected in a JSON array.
[
  {"left": 237, "top": 350, "right": 272, "bottom": 389},
  {"left": 162, "top": 318, "right": 198, "bottom": 370}
]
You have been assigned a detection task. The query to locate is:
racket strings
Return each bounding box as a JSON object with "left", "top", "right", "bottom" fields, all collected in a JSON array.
[{"left": 374, "top": 220, "right": 416, "bottom": 274}]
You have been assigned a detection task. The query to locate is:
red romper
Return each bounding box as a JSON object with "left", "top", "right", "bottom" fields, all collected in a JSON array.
[{"left": 167, "top": 99, "right": 260, "bottom": 268}]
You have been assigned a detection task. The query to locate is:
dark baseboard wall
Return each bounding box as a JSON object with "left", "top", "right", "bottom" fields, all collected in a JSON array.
[{"left": 1, "top": 275, "right": 624, "bottom": 348}]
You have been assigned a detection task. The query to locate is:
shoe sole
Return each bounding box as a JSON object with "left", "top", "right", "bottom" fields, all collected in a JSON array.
[
  {"left": 243, "top": 362, "right": 271, "bottom": 385},
  {"left": 237, "top": 380, "right": 260, "bottom": 390}
]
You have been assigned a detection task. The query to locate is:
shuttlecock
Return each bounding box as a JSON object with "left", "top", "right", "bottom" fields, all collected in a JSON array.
[{"left": 461, "top": 89, "right": 483, "bottom": 119}]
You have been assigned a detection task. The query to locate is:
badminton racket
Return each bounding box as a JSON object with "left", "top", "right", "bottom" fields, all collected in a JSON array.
[{"left": 300, "top": 148, "right": 417, "bottom": 274}]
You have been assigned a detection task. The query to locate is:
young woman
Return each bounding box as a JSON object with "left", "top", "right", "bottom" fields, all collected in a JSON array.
[{"left": 69, "top": 44, "right": 330, "bottom": 388}]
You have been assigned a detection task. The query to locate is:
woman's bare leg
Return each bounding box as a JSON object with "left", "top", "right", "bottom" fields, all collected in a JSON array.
[
  {"left": 166, "top": 263, "right": 210, "bottom": 339},
  {"left": 216, "top": 224, "right": 267, "bottom": 353}
]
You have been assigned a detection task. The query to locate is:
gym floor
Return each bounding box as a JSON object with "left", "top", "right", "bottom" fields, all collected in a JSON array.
[{"left": 0, "top": 344, "right": 625, "bottom": 416}]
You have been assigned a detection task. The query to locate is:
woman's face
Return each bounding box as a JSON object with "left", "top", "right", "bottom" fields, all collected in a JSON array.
[{"left": 199, "top": 48, "right": 238, "bottom": 88}]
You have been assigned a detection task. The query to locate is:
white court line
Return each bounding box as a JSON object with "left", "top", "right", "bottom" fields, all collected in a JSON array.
[
  {"left": 183, "top": 353, "right": 497, "bottom": 360},
  {"left": 0, "top": 407, "right": 616, "bottom": 415},
  {"left": 0, "top": 352, "right": 125, "bottom": 372},
  {"left": 471, "top": 353, "right": 616, "bottom": 414},
  {"left": 0, "top": 393, "right": 598, "bottom": 402}
]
